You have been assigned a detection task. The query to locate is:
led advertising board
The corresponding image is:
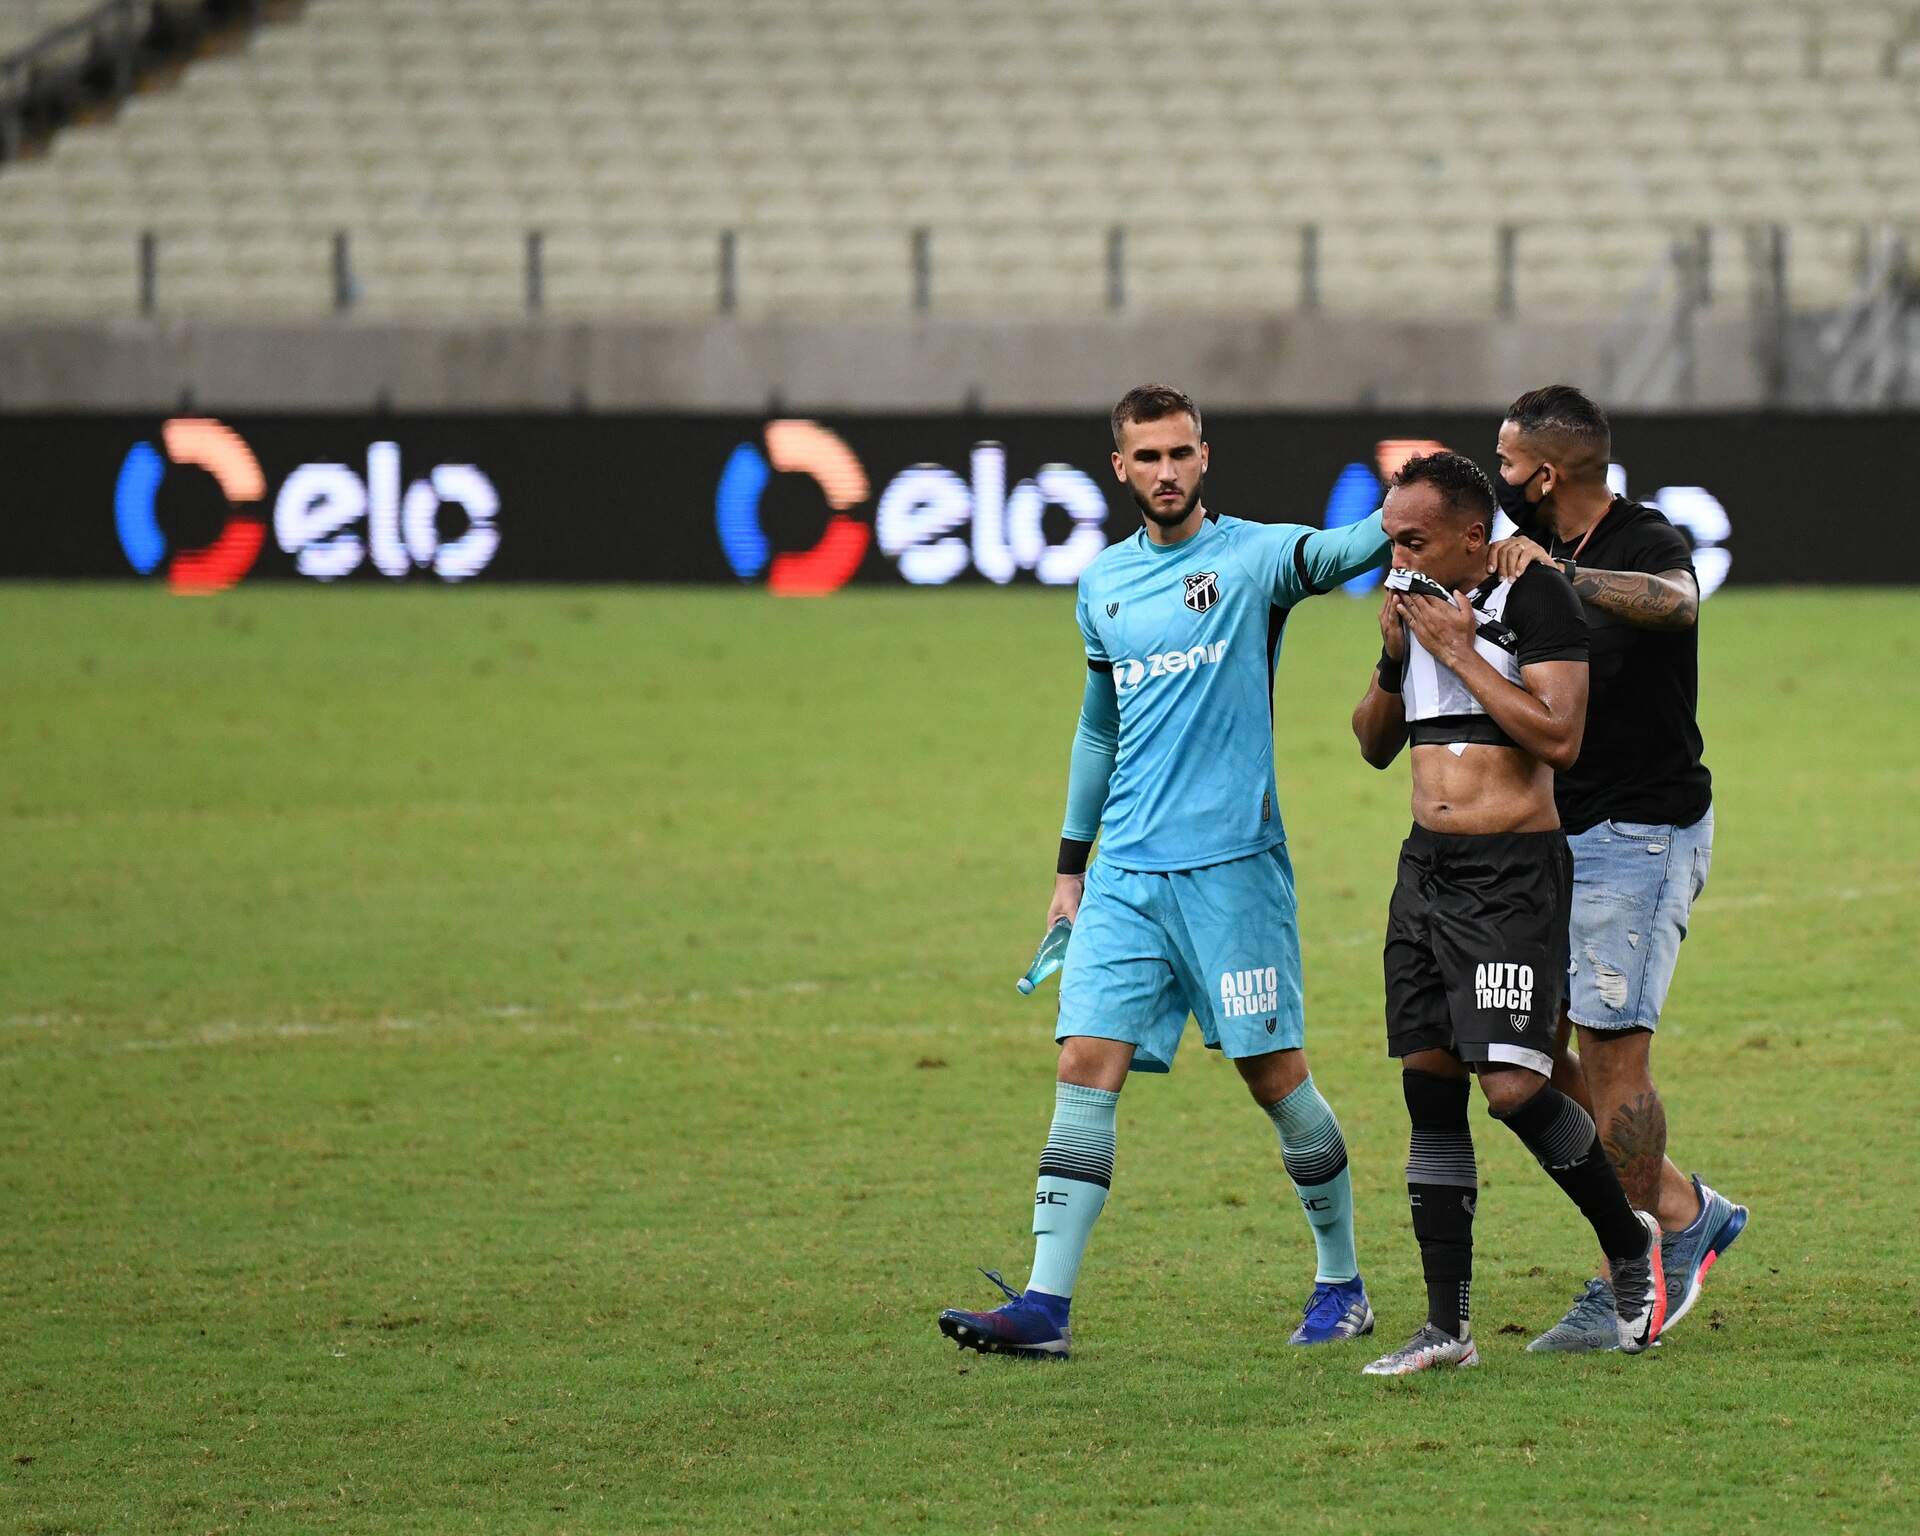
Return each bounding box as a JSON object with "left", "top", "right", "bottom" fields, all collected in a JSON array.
[{"left": 1, "top": 412, "right": 1906, "bottom": 590}]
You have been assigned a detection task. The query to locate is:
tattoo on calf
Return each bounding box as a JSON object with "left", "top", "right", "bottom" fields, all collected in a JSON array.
[{"left": 1602, "top": 1092, "right": 1668, "bottom": 1209}]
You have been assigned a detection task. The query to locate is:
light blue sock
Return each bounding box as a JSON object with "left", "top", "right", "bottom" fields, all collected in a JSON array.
[
  {"left": 1026, "top": 1081, "right": 1118, "bottom": 1302},
  {"left": 1265, "top": 1075, "right": 1358, "bottom": 1284}
]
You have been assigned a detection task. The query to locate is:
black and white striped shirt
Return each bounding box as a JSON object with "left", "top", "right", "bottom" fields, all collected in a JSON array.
[{"left": 1400, "top": 566, "right": 1588, "bottom": 750}]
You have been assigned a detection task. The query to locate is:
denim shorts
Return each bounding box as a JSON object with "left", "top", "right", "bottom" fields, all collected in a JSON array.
[{"left": 1565, "top": 807, "right": 1713, "bottom": 1033}]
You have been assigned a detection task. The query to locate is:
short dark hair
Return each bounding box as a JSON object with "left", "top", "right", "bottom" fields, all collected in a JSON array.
[
  {"left": 1392, "top": 450, "right": 1495, "bottom": 523},
  {"left": 1504, "top": 384, "right": 1611, "bottom": 481},
  {"left": 1111, "top": 384, "right": 1201, "bottom": 449}
]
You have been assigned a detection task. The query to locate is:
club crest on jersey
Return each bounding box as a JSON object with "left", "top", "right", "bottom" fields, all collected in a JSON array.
[
  {"left": 1106, "top": 602, "right": 1119, "bottom": 617},
  {"left": 1183, "top": 571, "right": 1220, "bottom": 613}
]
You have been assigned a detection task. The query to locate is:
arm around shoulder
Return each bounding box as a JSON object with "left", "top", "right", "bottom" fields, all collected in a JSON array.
[
  {"left": 1567, "top": 565, "right": 1698, "bottom": 629},
  {"left": 1568, "top": 515, "right": 1700, "bottom": 629}
]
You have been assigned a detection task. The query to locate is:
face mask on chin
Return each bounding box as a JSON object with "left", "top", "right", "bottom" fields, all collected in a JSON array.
[{"left": 1495, "top": 464, "right": 1544, "bottom": 528}]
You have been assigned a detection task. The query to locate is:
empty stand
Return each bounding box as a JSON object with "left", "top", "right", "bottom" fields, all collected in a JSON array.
[
  {"left": 0, "top": 1, "right": 128, "bottom": 61},
  {"left": 1, "top": 0, "right": 1917, "bottom": 320}
]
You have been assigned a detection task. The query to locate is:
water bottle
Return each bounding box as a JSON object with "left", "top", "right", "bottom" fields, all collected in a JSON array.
[{"left": 1016, "top": 919, "right": 1072, "bottom": 994}]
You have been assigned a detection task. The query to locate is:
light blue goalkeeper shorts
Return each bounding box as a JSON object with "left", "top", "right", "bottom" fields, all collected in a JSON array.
[{"left": 1056, "top": 844, "right": 1305, "bottom": 1074}]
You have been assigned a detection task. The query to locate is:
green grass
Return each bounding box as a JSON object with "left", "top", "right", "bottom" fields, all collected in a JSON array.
[{"left": 2, "top": 583, "right": 1916, "bottom": 1535}]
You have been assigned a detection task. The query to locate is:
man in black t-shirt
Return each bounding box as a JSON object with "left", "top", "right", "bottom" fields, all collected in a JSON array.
[{"left": 1487, "top": 386, "right": 1749, "bottom": 1354}]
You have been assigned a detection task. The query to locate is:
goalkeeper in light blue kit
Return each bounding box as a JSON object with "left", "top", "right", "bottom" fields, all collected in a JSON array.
[{"left": 938, "top": 385, "right": 1392, "bottom": 1358}]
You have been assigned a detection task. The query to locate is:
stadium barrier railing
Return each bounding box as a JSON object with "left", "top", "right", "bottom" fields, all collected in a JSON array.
[{"left": 96, "top": 219, "right": 1900, "bottom": 322}]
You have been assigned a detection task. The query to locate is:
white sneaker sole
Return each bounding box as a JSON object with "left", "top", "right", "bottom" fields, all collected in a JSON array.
[
  {"left": 1362, "top": 1341, "right": 1480, "bottom": 1376},
  {"left": 1617, "top": 1212, "right": 1668, "bottom": 1355}
]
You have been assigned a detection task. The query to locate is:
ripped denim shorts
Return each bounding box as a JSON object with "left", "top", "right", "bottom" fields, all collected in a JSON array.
[{"left": 1565, "top": 808, "right": 1713, "bottom": 1032}]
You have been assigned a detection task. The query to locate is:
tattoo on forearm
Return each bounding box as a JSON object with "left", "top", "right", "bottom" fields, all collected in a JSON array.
[
  {"left": 1602, "top": 1092, "right": 1668, "bottom": 1210},
  {"left": 1570, "top": 569, "right": 1699, "bottom": 629}
]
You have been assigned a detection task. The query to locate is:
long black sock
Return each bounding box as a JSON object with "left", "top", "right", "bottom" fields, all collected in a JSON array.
[
  {"left": 1493, "top": 1084, "right": 1646, "bottom": 1261},
  {"left": 1403, "top": 1070, "right": 1476, "bottom": 1339}
]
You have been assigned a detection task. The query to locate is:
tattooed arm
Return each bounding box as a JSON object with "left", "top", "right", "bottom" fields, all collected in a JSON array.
[
  {"left": 1567, "top": 567, "right": 1698, "bottom": 631},
  {"left": 1489, "top": 537, "right": 1698, "bottom": 631}
]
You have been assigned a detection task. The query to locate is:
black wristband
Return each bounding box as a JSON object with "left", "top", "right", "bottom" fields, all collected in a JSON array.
[
  {"left": 1557, "top": 557, "right": 1577, "bottom": 582},
  {"left": 1376, "top": 649, "right": 1403, "bottom": 694},
  {"left": 1057, "top": 838, "right": 1092, "bottom": 877}
]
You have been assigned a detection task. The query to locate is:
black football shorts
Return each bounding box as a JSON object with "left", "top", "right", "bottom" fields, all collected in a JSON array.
[{"left": 1383, "top": 825, "right": 1572, "bottom": 1076}]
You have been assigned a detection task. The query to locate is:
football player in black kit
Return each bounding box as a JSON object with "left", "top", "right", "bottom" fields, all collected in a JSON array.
[{"left": 1349, "top": 451, "right": 1664, "bottom": 1375}]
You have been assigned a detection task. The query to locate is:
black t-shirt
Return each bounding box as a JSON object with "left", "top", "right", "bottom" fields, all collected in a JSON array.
[{"left": 1522, "top": 496, "right": 1712, "bottom": 834}]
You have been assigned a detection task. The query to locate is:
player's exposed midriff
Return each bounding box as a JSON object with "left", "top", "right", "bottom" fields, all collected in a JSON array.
[{"left": 1409, "top": 743, "right": 1560, "bottom": 836}]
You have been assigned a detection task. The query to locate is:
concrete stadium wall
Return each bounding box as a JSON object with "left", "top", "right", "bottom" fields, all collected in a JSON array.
[{"left": 0, "top": 314, "right": 1783, "bottom": 413}]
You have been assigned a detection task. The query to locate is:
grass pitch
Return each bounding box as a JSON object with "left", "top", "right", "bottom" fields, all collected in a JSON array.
[{"left": 2, "top": 583, "right": 1916, "bottom": 1535}]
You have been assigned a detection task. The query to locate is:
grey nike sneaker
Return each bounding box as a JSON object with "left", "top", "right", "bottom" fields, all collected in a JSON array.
[
  {"left": 1526, "top": 1277, "right": 1619, "bottom": 1353},
  {"left": 1609, "top": 1209, "right": 1667, "bottom": 1354},
  {"left": 1660, "top": 1175, "right": 1749, "bottom": 1335},
  {"left": 1362, "top": 1322, "right": 1479, "bottom": 1376}
]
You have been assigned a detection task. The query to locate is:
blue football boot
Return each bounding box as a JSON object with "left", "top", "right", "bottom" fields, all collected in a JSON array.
[
  {"left": 1527, "top": 1277, "right": 1620, "bottom": 1353},
  {"left": 938, "top": 1269, "right": 1071, "bottom": 1359},
  {"left": 1289, "top": 1275, "right": 1375, "bottom": 1345},
  {"left": 1661, "top": 1175, "right": 1749, "bottom": 1334}
]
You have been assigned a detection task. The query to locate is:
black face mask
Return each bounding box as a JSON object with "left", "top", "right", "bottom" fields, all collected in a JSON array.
[{"left": 1494, "top": 463, "right": 1544, "bottom": 527}]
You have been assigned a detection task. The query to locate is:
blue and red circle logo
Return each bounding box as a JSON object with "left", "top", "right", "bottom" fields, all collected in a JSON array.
[
  {"left": 115, "top": 418, "right": 266, "bottom": 593},
  {"left": 715, "top": 420, "right": 871, "bottom": 596}
]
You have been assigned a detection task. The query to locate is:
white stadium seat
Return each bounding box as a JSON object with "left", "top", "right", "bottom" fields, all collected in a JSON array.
[{"left": 2, "top": 0, "right": 1915, "bottom": 319}]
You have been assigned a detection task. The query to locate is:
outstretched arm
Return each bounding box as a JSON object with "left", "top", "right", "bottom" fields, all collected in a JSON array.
[
  {"left": 1352, "top": 592, "right": 1410, "bottom": 769},
  {"left": 1050, "top": 664, "right": 1119, "bottom": 926},
  {"left": 1288, "top": 509, "right": 1390, "bottom": 599}
]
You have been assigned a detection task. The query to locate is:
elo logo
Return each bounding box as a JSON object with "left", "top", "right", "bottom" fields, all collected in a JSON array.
[
  {"left": 115, "top": 420, "right": 502, "bottom": 588},
  {"left": 115, "top": 418, "right": 267, "bottom": 594},
  {"left": 715, "top": 420, "right": 1112, "bottom": 594},
  {"left": 876, "top": 443, "right": 1107, "bottom": 588},
  {"left": 272, "top": 443, "right": 499, "bottom": 583},
  {"left": 715, "top": 420, "right": 872, "bottom": 596}
]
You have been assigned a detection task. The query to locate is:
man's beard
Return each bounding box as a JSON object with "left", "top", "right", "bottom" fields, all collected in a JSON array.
[{"left": 1132, "top": 477, "right": 1203, "bottom": 529}]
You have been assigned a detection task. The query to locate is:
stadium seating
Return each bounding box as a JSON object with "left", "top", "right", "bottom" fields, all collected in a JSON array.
[
  {"left": 0, "top": 1, "right": 120, "bottom": 62},
  {"left": 1, "top": 0, "right": 1917, "bottom": 321}
]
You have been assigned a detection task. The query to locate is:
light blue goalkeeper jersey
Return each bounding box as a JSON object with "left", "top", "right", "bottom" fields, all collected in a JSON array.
[{"left": 1072, "top": 510, "right": 1387, "bottom": 873}]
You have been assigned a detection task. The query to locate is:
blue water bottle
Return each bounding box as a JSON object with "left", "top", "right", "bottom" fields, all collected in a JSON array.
[{"left": 1016, "top": 919, "right": 1072, "bottom": 995}]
